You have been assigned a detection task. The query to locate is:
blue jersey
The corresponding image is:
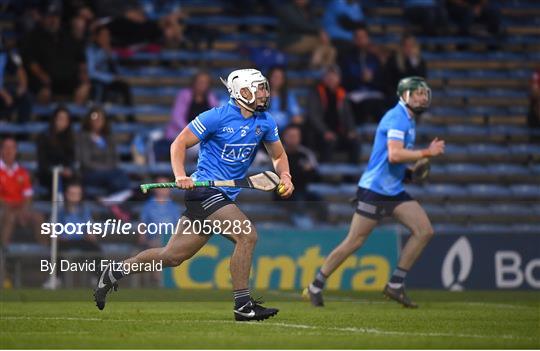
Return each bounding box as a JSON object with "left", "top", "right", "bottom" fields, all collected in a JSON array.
[
  {"left": 188, "top": 99, "right": 280, "bottom": 200},
  {"left": 358, "top": 102, "right": 416, "bottom": 196}
]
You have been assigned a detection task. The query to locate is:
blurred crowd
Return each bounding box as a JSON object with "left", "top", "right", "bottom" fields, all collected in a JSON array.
[{"left": 1, "top": 0, "right": 537, "bottom": 287}]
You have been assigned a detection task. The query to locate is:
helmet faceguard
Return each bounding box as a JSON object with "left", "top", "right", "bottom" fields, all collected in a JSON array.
[
  {"left": 220, "top": 69, "right": 270, "bottom": 112},
  {"left": 397, "top": 76, "right": 431, "bottom": 115}
]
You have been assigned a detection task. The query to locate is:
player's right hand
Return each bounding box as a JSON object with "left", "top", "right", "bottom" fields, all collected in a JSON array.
[
  {"left": 175, "top": 175, "right": 194, "bottom": 190},
  {"left": 428, "top": 137, "right": 445, "bottom": 157}
]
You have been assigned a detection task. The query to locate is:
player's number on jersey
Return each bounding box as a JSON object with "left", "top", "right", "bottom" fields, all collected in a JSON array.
[{"left": 241, "top": 130, "right": 247, "bottom": 137}]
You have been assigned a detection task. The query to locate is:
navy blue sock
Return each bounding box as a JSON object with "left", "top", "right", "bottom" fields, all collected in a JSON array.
[
  {"left": 309, "top": 270, "right": 327, "bottom": 293},
  {"left": 388, "top": 267, "right": 408, "bottom": 288},
  {"left": 233, "top": 289, "right": 251, "bottom": 309}
]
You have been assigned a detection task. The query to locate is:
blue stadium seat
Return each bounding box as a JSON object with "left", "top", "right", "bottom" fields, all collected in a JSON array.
[
  {"left": 446, "top": 204, "right": 491, "bottom": 217},
  {"left": 448, "top": 163, "right": 488, "bottom": 177},
  {"left": 446, "top": 125, "right": 488, "bottom": 137},
  {"left": 133, "top": 105, "right": 169, "bottom": 115},
  {"left": 510, "top": 144, "right": 540, "bottom": 157},
  {"left": 339, "top": 184, "right": 359, "bottom": 196},
  {"left": 0, "top": 122, "right": 47, "bottom": 135},
  {"left": 424, "top": 184, "right": 469, "bottom": 200},
  {"left": 510, "top": 224, "right": 540, "bottom": 235},
  {"left": 319, "top": 163, "right": 364, "bottom": 178},
  {"left": 491, "top": 125, "right": 530, "bottom": 137},
  {"left": 19, "top": 161, "right": 37, "bottom": 172},
  {"left": 530, "top": 164, "right": 540, "bottom": 175},
  {"left": 17, "top": 141, "right": 36, "bottom": 154},
  {"left": 509, "top": 184, "right": 540, "bottom": 199},
  {"left": 6, "top": 243, "right": 48, "bottom": 256},
  {"left": 307, "top": 183, "right": 338, "bottom": 197},
  {"left": 467, "top": 184, "right": 512, "bottom": 199},
  {"left": 403, "top": 184, "right": 426, "bottom": 198},
  {"left": 421, "top": 204, "right": 447, "bottom": 218},
  {"left": 468, "top": 224, "right": 515, "bottom": 235},
  {"left": 486, "top": 164, "right": 531, "bottom": 177},
  {"left": 468, "top": 143, "right": 510, "bottom": 158},
  {"left": 489, "top": 204, "right": 535, "bottom": 217},
  {"left": 432, "top": 223, "right": 469, "bottom": 235},
  {"left": 443, "top": 144, "right": 469, "bottom": 158}
]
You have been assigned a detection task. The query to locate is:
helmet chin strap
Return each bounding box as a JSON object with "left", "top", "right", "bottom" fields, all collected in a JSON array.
[{"left": 236, "top": 99, "right": 256, "bottom": 113}]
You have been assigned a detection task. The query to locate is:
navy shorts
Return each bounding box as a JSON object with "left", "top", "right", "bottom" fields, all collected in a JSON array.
[
  {"left": 354, "top": 187, "right": 414, "bottom": 220},
  {"left": 182, "top": 187, "right": 234, "bottom": 221}
]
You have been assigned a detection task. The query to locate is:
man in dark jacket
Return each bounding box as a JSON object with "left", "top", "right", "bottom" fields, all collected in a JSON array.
[{"left": 306, "top": 65, "right": 360, "bottom": 163}]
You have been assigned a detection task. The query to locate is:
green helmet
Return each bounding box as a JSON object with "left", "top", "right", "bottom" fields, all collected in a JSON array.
[
  {"left": 396, "top": 76, "right": 430, "bottom": 97},
  {"left": 396, "top": 76, "right": 431, "bottom": 114}
]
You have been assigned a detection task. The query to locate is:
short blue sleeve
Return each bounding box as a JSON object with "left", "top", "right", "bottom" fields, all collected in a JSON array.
[
  {"left": 263, "top": 113, "right": 280, "bottom": 143},
  {"left": 188, "top": 108, "right": 220, "bottom": 141},
  {"left": 386, "top": 114, "right": 408, "bottom": 142}
]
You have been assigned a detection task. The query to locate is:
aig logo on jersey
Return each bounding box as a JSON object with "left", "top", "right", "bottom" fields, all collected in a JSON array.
[{"left": 221, "top": 143, "right": 257, "bottom": 163}]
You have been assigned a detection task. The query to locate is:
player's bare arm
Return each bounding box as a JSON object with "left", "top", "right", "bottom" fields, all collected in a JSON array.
[
  {"left": 387, "top": 137, "right": 445, "bottom": 164},
  {"left": 171, "top": 126, "right": 200, "bottom": 190},
  {"left": 264, "top": 140, "right": 294, "bottom": 198}
]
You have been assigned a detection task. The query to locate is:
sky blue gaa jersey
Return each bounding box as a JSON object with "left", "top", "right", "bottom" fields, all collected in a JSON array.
[
  {"left": 358, "top": 102, "right": 416, "bottom": 196},
  {"left": 187, "top": 99, "right": 280, "bottom": 200}
]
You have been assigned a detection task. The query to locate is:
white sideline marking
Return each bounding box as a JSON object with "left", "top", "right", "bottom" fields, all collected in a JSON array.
[
  {"left": 3, "top": 316, "right": 534, "bottom": 341},
  {"left": 194, "top": 320, "right": 533, "bottom": 341}
]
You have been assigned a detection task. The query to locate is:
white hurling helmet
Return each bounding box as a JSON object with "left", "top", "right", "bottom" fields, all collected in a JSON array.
[{"left": 220, "top": 68, "right": 270, "bottom": 112}]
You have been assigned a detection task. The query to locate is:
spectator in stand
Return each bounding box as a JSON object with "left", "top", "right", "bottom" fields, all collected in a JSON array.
[
  {"left": 37, "top": 106, "right": 77, "bottom": 192},
  {"left": 323, "top": 0, "right": 365, "bottom": 54},
  {"left": 383, "top": 34, "right": 427, "bottom": 107},
  {"left": 338, "top": 26, "right": 386, "bottom": 124},
  {"left": 98, "top": 1, "right": 184, "bottom": 49},
  {"left": 277, "top": 124, "right": 327, "bottom": 225},
  {"left": 0, "top": 33, "right": 32, "bottom": 123},
  {"left": 20, "top": 4, "right": 90, "bottom": 104},
  {"left": 276, "top": 0, "right": 336, "bottom": 69},
  {"left": 138, "top": 175, "right": 181, "bottom": 249},
  {"left": 42, "top": 181, "right": 101, "bottom": 289},
  {"left": 306, "top": 65, "right": 360, "bottom": 163},
  {"left": 446, "top": 0, "right": 502, "bottom": 38},
  {"left": 86, "top": 25, "right": 135, "bottom": 121},
  {"left": 267, "top": 66, "right": 303, "bottom": 130},
  {"left": 0, "top": 137, "right": 45, "bottom": 247},
  {"left": 77, "top": 107, "right": 131, "bottom": 196},
  {"left": 528, "top": 68, "right": 540, "bottom": 142},
  {"left": 155, "top": 71, "right": 219, "bottom": 161},
  {"left": 165, "top": 71, "right": 218, "bottom": 141},
  {"left": 403, "top": 0, "right": 448, "bottom": 36},
  {"left": 138, "top": 175, "right": 181, "bottom": 284}
]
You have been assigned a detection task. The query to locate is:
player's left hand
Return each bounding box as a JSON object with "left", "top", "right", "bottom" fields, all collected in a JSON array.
[{"left": 277, "top": 175, "right": 294, "bottom": 199}]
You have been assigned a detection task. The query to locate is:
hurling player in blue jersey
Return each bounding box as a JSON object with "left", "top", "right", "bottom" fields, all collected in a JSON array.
[
  {"left": 305, "top": 77, "right": 445, "bottom": 308},
  {"left": 94, "top": 69, "right": 294, "bottom": 321}
]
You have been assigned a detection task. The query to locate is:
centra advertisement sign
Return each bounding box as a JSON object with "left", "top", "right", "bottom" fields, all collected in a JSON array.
[{"left": 163, "top": 228, "right": 399, "bottom": 291}]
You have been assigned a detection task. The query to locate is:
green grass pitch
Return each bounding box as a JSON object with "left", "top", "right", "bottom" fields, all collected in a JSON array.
[{"left": 1, "top": 289, "right": 539, "bottom": 349}]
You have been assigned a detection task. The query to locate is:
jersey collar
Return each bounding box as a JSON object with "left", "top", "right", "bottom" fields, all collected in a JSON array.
[
  {"left": 0, "top": 160, "right": 20, "bottom": 175},
  {"left": 228, "top": 98, "right": 240, "bottom": 112},
  {"left": 398, "top": 101, "right": 413, "bottom": 119}
]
